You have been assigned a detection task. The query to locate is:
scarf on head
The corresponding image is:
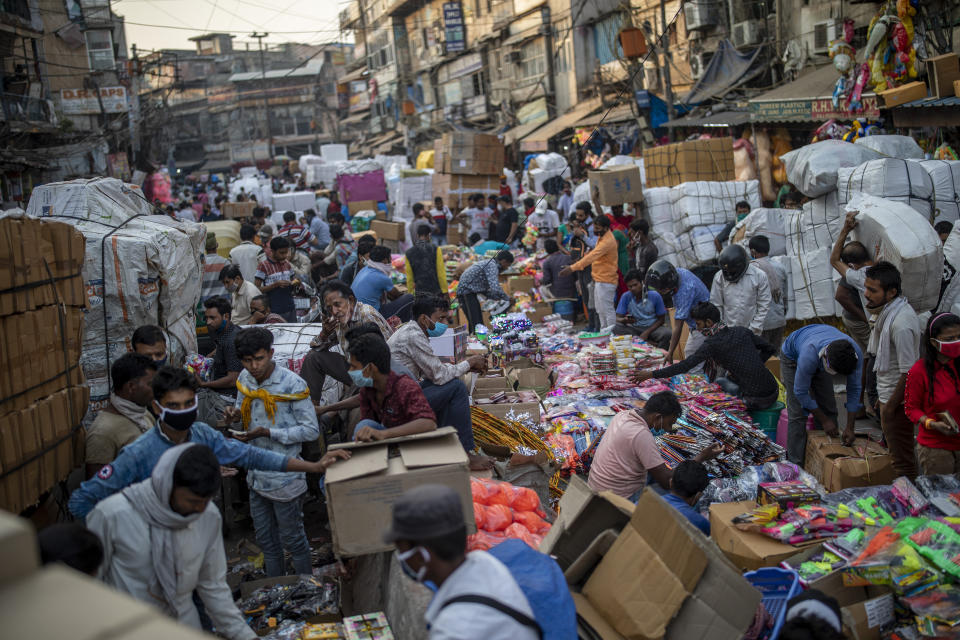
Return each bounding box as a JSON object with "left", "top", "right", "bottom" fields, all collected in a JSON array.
[
  {"left": 110, "top": 393, "right": 152, "bottom": 433},
  {"left": 236, "top": 379, "right": 310, "bottom": 429},
  {"left": 121, "top": 444, "right": 206, "bottom": 615},
  {"left": 366, "top": 260, "right": 393, "bottom": 276},
  {"left": 867, "top": 295, "right": 909, "bottom": 373}
]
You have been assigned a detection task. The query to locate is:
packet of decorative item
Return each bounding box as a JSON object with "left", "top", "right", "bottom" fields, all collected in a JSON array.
[
  {"left": 902, "top": 585, "right": 960, "bottom": 635},
  {"left": 343, "top": 613, "right": 394, "bottom": 640}
]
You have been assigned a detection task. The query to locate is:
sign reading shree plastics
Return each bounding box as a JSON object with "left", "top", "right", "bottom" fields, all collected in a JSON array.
[
  {"left": 60, "top": 86, "right": 128, "bottom": 114},
  {"left": 750, "top": 95, "right": 880, "bottom": 122}
]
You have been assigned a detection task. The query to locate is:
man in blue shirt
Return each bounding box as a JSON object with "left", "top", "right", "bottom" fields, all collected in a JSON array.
[
  {"left": 662, "top": 460, "right": 711, "bottom": 535},
  {"left": 645, "top": 260, "right": 710, "bottom": 364},
  {"left": 350, "top": 245, "right": 414, "bottom": 321},
  {"left": 68, "top": 366, "right": 349, "bottom": 520},
  {"left": 612, "top": 269, "right": 671, "bottom": 349},
  {"left": 304, "top": 209, "right": 330, "bottom": 251},
  {"left": 781, "top": 324, "right": 863, "bottom": 464}
]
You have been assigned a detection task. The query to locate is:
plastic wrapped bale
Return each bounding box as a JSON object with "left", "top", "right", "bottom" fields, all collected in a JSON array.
[
  {"left": 26, "top": 177, "right": 205, "bottom": 411},
  {"left": 846, "top": 193, "right": 943, "bottom": 313},
  {"left": 642, "top": 187, "right": 674, "bottom": 236},
  {"left": 912, "top": 159, "right": 960, "bottom": 224},
  {"left": 262, "top": 323, "right": 343, "bottom": 406},
  {"left": 652, "top": 231, "right": 690, "bottom": 269},
  {"left": 573, "top": 180, "right": 591, "bottom": 210},
  {"left": 238, "top": 166, "right": 258, "bottom": 178},
  {"left": 731, "top": 208, "right": 788, "bottom": 256},
  {"left": 854, "top": 135, "right": 924, "bottom": 159},
  {"left": 686, "top": 224, "right": 726, "bottom": 265},
  {"left": 837, "top": 159, "right": 936, "bottom": 220},
  {"left": 788, "top": 247, "right": 840, "bottom": 320},
  {"left": 298, "top": 154, "right": 323, "bottom": 170},
  {"left": 784, "top": 191, "right": 842, "bottom": 256},
  {"left": 669, "top": 180, "right": 760, "bottom": 235},
  {"left": 320, "top": 144, "right": 348, "bottom": 163},
  {"left": 938, "top": 226, "right": 960, "bottom": 314},
  {"left": 393, "top": 171, "right": 433, "bottom": 220},
  {"left": 780, "top": 140, "right": 883, "bottom": 198}
]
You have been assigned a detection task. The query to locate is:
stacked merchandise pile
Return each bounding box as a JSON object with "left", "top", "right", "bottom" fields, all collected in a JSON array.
[
  {"left": 388, "top": 169, "right": 433, "bottom": 221},
  {"left": 432, "top": 133, "right": 504, "bottom": 209},
  {"left": 468, "top": 477, "right": 551, "bottom": 551},
  {"left": 25, "top": 178, "right": 206, "bottom": 413},
  {"left": 304, "top": 144, "right": 349, "bottom": 188},
  {"left": 0, "top": 213, "right": 89, "bottom": 514},
  {"left": 336, "top": 160, "right": 387, "bottom": 206},
  {"left": 522, "top": 152, "right": 571, "bottom": 195}
]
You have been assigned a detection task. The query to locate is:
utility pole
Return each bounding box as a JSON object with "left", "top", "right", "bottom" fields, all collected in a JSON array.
[
  {"left": 659, "top": 0, "right": 675, "bottom": 135},
  {"left": 251, "top": 32, "right": 272, "bottom": 159},
  {"left": 129, "top": 43, "right": 140, "bottom": 168}
]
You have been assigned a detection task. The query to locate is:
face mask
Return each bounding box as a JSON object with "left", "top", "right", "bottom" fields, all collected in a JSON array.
[
  {"left": 935, "top": 339, "right": 960, "bottom": 359},
  {"left": 736, "top": 212, "right": 748, "bottom": 222},
  {"left": 349, "top": 367, "right": 374, "bottom": 388},
  {"left": 156, "top": 401, "right": 198, "bottom": 431},
  {"left": 426, "top": 320, "right": 447, "bottom": 337},
  {"left": 154, "top": 356, "right": 168, "bottom": 368},
  {"left": 395, "top": 547, "right": 430, "bottom": 583},
  {"left": 699, "top": 323, "right": 721, "bottom": 337},
  {"left": 225, "top": 283, "right": 238, "bottom": 293}
]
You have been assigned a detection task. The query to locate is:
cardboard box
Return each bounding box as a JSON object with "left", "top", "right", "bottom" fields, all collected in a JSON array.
[
  {"left": 347, "top": 200, "right": 379, "bottom": 216},
  {"left": 221, "top": 201, "right": 257, "bottom": 219},
  {"left": 325, "top": 427, "right": 474, "bottom": 556},
  {"left": 644, "top": 137, "right": 734, "bottom": 188},
  {"left": 710, "top": 501, "right": 817, "bottom": 571},
  {"left": 925, "top": 53, "right": 960, "bottom": 99},
  {"left": 432, "top": 173, "right": 499, "bottom": 209},
  {"left": 428, "top": 324, "right": 467, "bottom": 363},
  {"left": 878, "top": 81, "right": 927, "bottom": 107},
  {"left": 526, "top": 301, "right": 552, "bottom": 323},
  {"left": 507, "top": 275, "right": 535, "bottom": 294},
  {"left": 955, "top": 79, "right": 960, "bottom": 100},
  {"left": 573, "top": 489, "right": 762, "bottom": 640},
  {"left": 436, "top": 132, "right": 505, "bottom": 176},
  {"left": 472, "top": 399, "right": 541, "bottom": 422},
  {"left": 781, "top": 544, "right": 870, "bottom": 607},
  {"left": 505, "top": 358, "right": 555, "bottom": 394},
  {"left": 804, "top": 433, "right": 895, "bottom": 492},
  {"left": 588, "top": 165, "right": 645, "bottom": 206},
  {"left": 473, "top": 375, "right": 512, "bottom": 393},
  {"left": 765, "top": 356, "right": 780, "bottom": 380},
  {"left": 757, "top": 481, "right": 821, "bottom": 510},
  {"left": 369, "top": 219, "right": 405, "bottom": 242},
  {"left": 842, "top": 592, "right": 895, "bottom": 640}
]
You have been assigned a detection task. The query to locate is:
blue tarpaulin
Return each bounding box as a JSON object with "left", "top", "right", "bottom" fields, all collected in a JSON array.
[{"left": 681, "top": 39, "right": 766, "bottom": 105}]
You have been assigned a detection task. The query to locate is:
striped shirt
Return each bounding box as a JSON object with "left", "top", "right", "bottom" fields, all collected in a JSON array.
[
  {"left": 277, "top": 222, "right": 313, "bottom": 251},
  {"left": 201, "top": 253, "right": 229, "bottom": 302},
  {"left": 255, "top": 258, "right": 296, "bottom": 315}
]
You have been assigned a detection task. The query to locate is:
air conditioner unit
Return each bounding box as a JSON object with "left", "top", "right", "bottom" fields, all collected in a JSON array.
[
  {"left": 813, "top": 20, "right": 840, "bottom": 55},
  {"left": 683, "top": 1, "right": 715, "bottom": 32},
  {"left": 505, "top": 50, "right": 522, "bottom": 64},
  {"left": 732, "top": 20, "right": 764, "bottom": 48},
  {"left": 689, "top": 52, "right": 712, "bottom": 80}
]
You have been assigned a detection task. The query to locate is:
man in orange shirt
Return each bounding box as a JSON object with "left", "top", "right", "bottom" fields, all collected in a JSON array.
[{"left": 561, "top": 214, "right": 618, "bottom": 331}]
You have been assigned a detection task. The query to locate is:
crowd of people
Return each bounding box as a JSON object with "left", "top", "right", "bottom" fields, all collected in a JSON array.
[{"left": 29, "top": 168, "right": 960, "bottom": 640}]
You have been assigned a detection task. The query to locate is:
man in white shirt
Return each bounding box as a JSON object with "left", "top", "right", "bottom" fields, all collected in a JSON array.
[
  {"left": 385, "top": 484, "right": 540, "bottom": 640},
  {"left": 458, "top": 194, "right": 491, "bottom": 241},
  {"left": 556, "top": 181, "right": 575, "bottom": 219},
  {"left": 709, "top": 244, "right": 771, "bottom": 335},
  {"left": 430, "top": 196, "right": 453, "bottom": 244},
  {"left": 748, "top": 235, "right": 788, "bottom": 352},
  {"left": 526, "top": 200, "right": 561, "bottom": 250},
  {"left": 176, "top": 201, "right": 197, "bottom": 222},
  {"left": 229, "top": 224, "right": 263, "bottom": 282},
  {"left": 86, "top": 443, "right": 257, "bottom": 640},
  {"left": 219, "top": 265, "right": 262, "bottom": 325}
]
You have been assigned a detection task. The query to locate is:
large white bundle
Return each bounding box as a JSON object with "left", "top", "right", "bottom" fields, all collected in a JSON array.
[
  {"left": 272, "top": 191, "right": 316, "bottom": 213},
  {"left": 298, "top": 154, "right": 323, "bottom": 168},
  {"left": 731, "top": 208, "right": 788, "bottom": 256},
  {"left": 336, "top": 159, "right": 382, "bottom": 176},
  {"left": 534, "top": 152, "right": 567, "bottom": 173},
  {"left": 670, "top": 180, "right": 760, "bottom": 235},
  {"left": 784, "top": 192, "right": 842, "bottom": 256},
  {"left": 838, "top": 159, "right": 936, "bottom": 220},
  {"left": 394, "top": 174, "right": 433, "bottom": 219},
  {"left": 26, "top": 178, "right": 204, "bottom": 407},
  {"left": 686, "top": 224, "right": 725, "bottom": 265},
  {"left": 854, "top": 135, "right": 924, "bottom": 159},
  {"left": 321, "top": 144, "right": 348, "bottom": 163},
  {"left": 238, "top": 166, "right": 258, "bottom": 178},
  {"left": 643, "top": 187, "right": 674, "bottom": 235},
  {"left": 652, "top": 231, "right": 690, "bottom": 269},
  {"left": 913, "top": 159, "right": 960, "bottom": 224},
  {"left": 573, "top": 181, "right": 591, "bottom": 209},
  {"left": 600, "top": 155, "right": 646, "bottom": 186},
  {"left": 788, "top": 247, "right": 840, "bottom": 320},
  {"left": 939, "top": 226, "right": 960, "bottom": 314},
  {"left": 781, "top": 140, "right": 882, "bottom": 198},
  {"left": 847, "top": 193, "right": 943, "bottom": 313},
  {"left": 375, "top": 155, "right": 409, "bottom": 174},
  {"left": 307, "top": 163, "right": 340, "bottom": 187}
]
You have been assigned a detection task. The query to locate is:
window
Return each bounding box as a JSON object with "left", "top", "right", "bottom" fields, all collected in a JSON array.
[
  {"left": 520, "top": 40, "right": 545, "bottom": 80},
  {"left": 593, "top": 13, "right": 624, "bottom": 65},
  {"left": 85, "top": 29, "right": 114, "bottom": 71},
  {"left": 554, "top": 19, "right": 571, "bottom": 73}
]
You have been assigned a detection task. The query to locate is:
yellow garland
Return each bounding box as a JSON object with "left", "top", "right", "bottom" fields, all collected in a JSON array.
[{"left": 236, "top": 380, "right": 310, "bottom": 429}]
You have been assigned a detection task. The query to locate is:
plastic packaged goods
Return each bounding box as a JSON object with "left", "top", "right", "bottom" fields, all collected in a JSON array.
[
  {"left": 642, "top": 186, "right": 674, "bottom": 235},
  {"left": 838, "top": 158, "right": 936, "bottom": 220},
  {"left": 669, "top": 180, "right": 761, "bottom": 235},
  {"left": 913, "top": 159, "right": 960, "bottom": 224},
  {"left": 847, "top": 194, "right": 943, "bottom": 313},
  {"left": 26, "top": 178, "right": 205, "bottom": 411},
  {"left": 784, "top": 191, "right": 842, "bottom": 256},
  {"left": 686, "top": 223, "right": 726, "bottom": 265},
  {"left": 731, "top": 208, "right": 788, "bottom": 256},
  {"left": 854, "top": 135, "right": 924, "bottom": 159},
  {"left": 780, "top": 140, "right": 882, "bottom": 197},
  {"left": 787, "top": 246, "right": 840, "bottom": 320},
  {"left": 320, "top": 144, "right": 348, "bottom": 163}
]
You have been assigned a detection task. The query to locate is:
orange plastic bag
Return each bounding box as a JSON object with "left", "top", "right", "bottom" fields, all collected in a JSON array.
[
  {"left": 467, "top": 530, "right": 506, "bottom": 552},
  {"left": 473, "top": 502, "right": 488, "bottom": 529},
  {"left": 506, "top": 486, "right": 541, "bottom": 512},
  {"left": 512, "top": 510, "right": 550, "bottom": 534},
  {"left": 483, "top": 503, "right": 513, "bottom": 531},
  {"left": 470, "top": 477, "right": 496, "bottom": 505},
  {"left": 504, "top": 522, "right": 539, "bottom": 548}
]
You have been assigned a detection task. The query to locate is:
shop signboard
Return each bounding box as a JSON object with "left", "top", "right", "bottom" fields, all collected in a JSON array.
[{"left": 443, "top": 2, "right": 465, "bottom": 53}]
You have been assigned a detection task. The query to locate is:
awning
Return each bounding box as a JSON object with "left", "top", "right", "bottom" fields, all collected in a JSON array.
[
  {"left": 339, "top": 67, "right": 367, "bottom": 84},
  {"left": 681, "top": 39, "right": 766, "bottom": 105},
  {"left": 341, "top": 112, "right": 369, "bottom": 126},
  {"left": 576, "top": 103, "right": 635, "bottom": 128},
  {"left": 199, "top": 154, "right": 232, "bottom": 172},
  {"left": 888, "top": 95, "right": 960, "bottom": 128},
  {"left": 749, "top": 64, "right": 880, "bottom": 123},
  {"left": 374, "top": 134, "right": 404, "bottom": 154},
  {"left": 662, "top": 110, "right": 751, "bottom": 128},
  {"left": 503, "top": 26, "right": 541, "bottom": 48},
  {"left": 502, "top": 118, "right": 548, "bottom": 145},
  {"left": 519, "top": 97, "right": 604, "bottom": 152}
]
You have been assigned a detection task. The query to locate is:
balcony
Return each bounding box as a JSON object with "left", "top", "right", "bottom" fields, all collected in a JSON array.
[
  {"left": 339, "top": 0, "right": 361, "bottom": 30},
  {"left": 1, "top": 92, "right": 55, "bottom": 128}
]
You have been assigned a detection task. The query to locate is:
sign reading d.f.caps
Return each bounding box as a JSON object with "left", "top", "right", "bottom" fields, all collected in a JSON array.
[{"left": 60, "top": 86, "right": 128, "bottom": 114}]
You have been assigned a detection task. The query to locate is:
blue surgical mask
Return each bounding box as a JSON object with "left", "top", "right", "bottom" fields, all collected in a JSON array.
[
  {"left": 349, "top": 367, "right": 374, "bottom": 388},
  {"left": 426, "top": 321, "right": 448, "bottom": 338},
  {"left": 154, "top": 356, "right": 167, "bottom": 367}
]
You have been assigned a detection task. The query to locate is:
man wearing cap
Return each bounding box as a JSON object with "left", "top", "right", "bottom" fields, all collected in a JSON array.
[{"left": 385, "top": 485, "right": 539, "bottom": 640}]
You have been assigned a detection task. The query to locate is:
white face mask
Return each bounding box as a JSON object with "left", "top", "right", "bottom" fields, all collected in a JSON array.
[{"left": 395, "top": 546, "right": 430, "bottom": 583}]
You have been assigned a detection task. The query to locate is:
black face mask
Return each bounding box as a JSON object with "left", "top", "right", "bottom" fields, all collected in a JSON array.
[{"left": 156, "top": 402, "right": 198, "bottom": 431}]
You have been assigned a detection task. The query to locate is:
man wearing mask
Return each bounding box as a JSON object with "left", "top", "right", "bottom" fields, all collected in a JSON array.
[
  {"left": 132, "top": 325, "right": 170, "bottom": 367},
  {"left": 748, "top": 235, "right": 787, "bottom": 352},
  {"left": 340, "top": 236, "right": 377, "bottom": 287},
  {"left": 406, "top": 203, "right": 438, "bottom": 248},
  {"left": 456, "top": 251, "right": 514, "bottom": 333},
  {"left": 557, "top": 181, "right": 574, "bottom": 219},
  {"left": 68, "top": 366, "right": 349, "bottom": 519},
  {"left": 86, "top": 444, "right": 258, "bottom": 640},
  {"left": 645, "top": 260, "right": 711, "bottom": 365},
  {"left": 195, "top": 296, "right": 243, "bottom": 427},
  {"left": 405, "top": 224, "right": 448, "bottom": 296},
  {"left": 388, "top": 294, "right": 488, "bottom": 462},
  {"left": 628, "top": 218, "right": 658, "bottom": 283},
  {"left": 85, "top": 354, "right": 157, "bottom": 478},
  {"left": 781, "top": 325, "right": 863, "bottom": 464},
  {"left": 560, "top": 215, "right": 622, "bottom": 332},
  {"left": 710, "top": 244, "right": 772, "bottom": 335},
  {"left": 864, "top": 261, "right": 922, "bottom": 478},
  {"left": 492, "top": 195, "right": 519, "bottom": 245},
  {"left": 229, "top": 224, "right": 262, "bottom": 282},
  {"left": 713, "top": 201, "right": 751, "bottom": 253},
  {"left": 219, "top": 265, "right": 261, "bottom": 326}
]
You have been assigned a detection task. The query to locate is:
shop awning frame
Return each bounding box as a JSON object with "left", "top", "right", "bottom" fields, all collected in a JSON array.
[
  {"left": 519, "top": 97, "right": 604, "bottom": 152},
  {"left": 749, "top": 64, "right": 880, "bottom": 123},
  {"left": 662, "top": 110, "right": 751, "bottom": 128}
]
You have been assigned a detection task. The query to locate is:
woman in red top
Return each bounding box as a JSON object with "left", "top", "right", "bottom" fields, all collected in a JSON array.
[{"left": 904, "top": 312, "right": 960, "bottom": 475}]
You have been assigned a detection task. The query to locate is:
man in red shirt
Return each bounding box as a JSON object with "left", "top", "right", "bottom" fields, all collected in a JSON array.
[
  {"left": 277, "top": 211, "right": 314, "bottom": 252},
  {"left": 347, "top": 333, "right": 438, "bottom": 442}
]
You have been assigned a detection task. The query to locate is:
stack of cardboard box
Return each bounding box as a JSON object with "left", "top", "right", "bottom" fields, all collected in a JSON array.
[
  {"left": 433, "top": 132, "right": 505, "bottom": 210},
  {"left": 0, "top": 215, "right": 89, "bottom": 515},
  {"left": 643, "top": 137, "right": 735, "bottom": 188}
]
